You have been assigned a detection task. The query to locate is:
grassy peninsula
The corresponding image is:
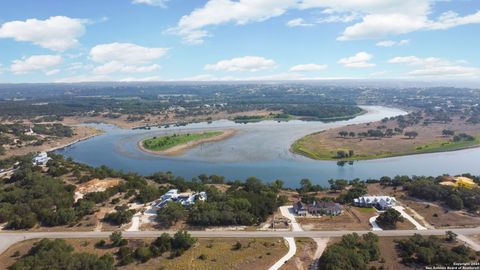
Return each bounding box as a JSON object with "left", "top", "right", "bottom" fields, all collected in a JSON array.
[
  {"left": 292, "top": 113, "right": 480, "bottom": 161},
  {"left": 140, "top": 130, "right": 235, "bottom": 155}
]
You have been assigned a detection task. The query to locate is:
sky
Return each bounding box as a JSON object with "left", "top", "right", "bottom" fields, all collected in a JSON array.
[{"left": 0, "top": 0, "right": 480, "bottom": 83}]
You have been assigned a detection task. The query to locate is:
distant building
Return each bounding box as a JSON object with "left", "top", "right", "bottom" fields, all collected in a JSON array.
[
  {"left": 354, "top": 195, "right": 396, "bottom": 210},
  {"left": 440, "top": 176, "right": 477, "bottom": 189},
  {"left": 293, "top": 200, "right": 342, "bottom": 216},
  {"left": 32, "top": 152, "right": 51, "bottom": 165}
]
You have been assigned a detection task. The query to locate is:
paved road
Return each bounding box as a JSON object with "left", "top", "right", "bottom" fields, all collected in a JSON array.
[
  {"left": 268, "top": 206, "right": 302, "bottom": 270},
  {"left": 1, "top": 227, "right": 479, "bottom": 254}
]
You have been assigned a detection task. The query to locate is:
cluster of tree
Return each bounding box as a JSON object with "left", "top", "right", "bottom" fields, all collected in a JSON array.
[
  {"left": 103, "top": 205, "right": 136, "bottom": 225},
  {"left": 404, "top": 177, "right": 480, "bottom": 211},
  {"left": 115, "top": 231, "right": 196, "bottom": 266},
  {"left": 32, "top": 123, "right": 73, "bottom": 137},
  {"left": 442, "top": 129, "right": 455, "bottom": 136},
  {"left": 404, "top": 131, "right": 419, "bottom": 139},
  {"left": 297, "top": 178, "right": 325, "bottom": 194},
  {"left": 335, "top": 149, "right": 354, "bottom": 159},
  {"left": 328, "top": 179, "right": 349, "bottom": 192},
  {"left": 337, "top": 180, "right": 368, "bottom": 203},
  {"left": 337, "top": 131, "right": 356, "bottom": 138},
  {"left": 453, "top": 133, "right": 475, "bottom": 142},
  {"left": 186, "top": 177, "right": 281, "bottom": 227},
  {"left": 396, "top": 234, "right": 475, "bottom": 266},
  {"left": 0, "top": 165, "right": 93, "bottom": 229},
  {"left": 376, "top": 208, "right": 404, "bottom": 229},
  {"left": 318, "top": 233, "right": 380, "bottom": 270},
  {"left": 279, "top": 104, "right": 363, "bottom": 120},
  {"left": 8, "top": 239, "right": 115, "bottom": 270}
]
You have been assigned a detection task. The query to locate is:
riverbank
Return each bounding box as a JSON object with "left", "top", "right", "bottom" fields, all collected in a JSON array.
[
  {"left": 62, "top": 110, "right": 277, "bottom": 130},
  {"left": 1, "top": 125, "right": 103, "bottom": 159},
  {"left": 291, "top": 116, "right": 480, "bottom": 161},
  {"left": 138, "top": 129, "right": 237, "bottom": 156}
]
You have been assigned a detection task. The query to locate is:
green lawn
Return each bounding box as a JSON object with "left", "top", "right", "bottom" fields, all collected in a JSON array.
[{"left": 143, "top": 131, "right": 223, "bottom": 151}]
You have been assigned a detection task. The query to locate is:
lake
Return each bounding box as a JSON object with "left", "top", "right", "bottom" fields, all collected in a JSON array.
[{"left": 56, "top": 106, "right": 480, "bottom": 187}]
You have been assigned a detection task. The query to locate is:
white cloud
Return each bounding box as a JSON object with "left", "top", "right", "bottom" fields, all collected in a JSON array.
[
  {"left": 120, "top": 76, "right": 164, "bottom": 82},
  {"left": 93, "top": 62, "right": 161, "bottom": 75},
  {"left": 0, "top": 16, "right": 87, "bottom": 51},
  {"left": 204, "top": 56, "right": 276, "bottom": 72},
  {"left": 89, "top": 43, "right": 168, "bottom": 75},
  {"left": 388, "top": 55, "right": 480, "bottom": 78},
  {"left": 132, "top": 0, "right": 168, "bottom": 7},
  {"left": 90, "top": 43, "right": 168, "bottom": 64},
  {"left": 428, "top": 10, "right": 480, "bottom": 30},
  {"left": 55, "top": 74, "right": 109, "bottom": 83},
  {"left": 169, "top": 0, "right": 296, "bottom": 44},
  {"left": 10, "top": 55, "right": 62, "bottom": 74},
  {"left": 45, "top": 69, "right": 60, "bottom": 76},
  {"left": 289, "top": 63, "right": 327, "bottom": 72},
  {"left": 170, "top": 0, "right": 480, "bottom": 44},
  {"left": 286, "top": 18, "right": 313, "bottom": 27},
  {"left": 338, "top": 52, "right": 375, "bottom": 68},
  {"left": 376, "top": 39, "right": 409, "bottom": 47}
]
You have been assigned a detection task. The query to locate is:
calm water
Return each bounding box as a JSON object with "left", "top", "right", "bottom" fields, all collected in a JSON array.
[{"left": 56, "top": 106, "right": 480, "bottom": 187}]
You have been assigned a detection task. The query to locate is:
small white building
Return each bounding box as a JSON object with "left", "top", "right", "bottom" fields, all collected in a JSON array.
[
  {"left": 32, "top": 152, "right": 51, "bottom": 165},
  {"left": 354, "top": 195, "right": 396, "bottom": 210}
]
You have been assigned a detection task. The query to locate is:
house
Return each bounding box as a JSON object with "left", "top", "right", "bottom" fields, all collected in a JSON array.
[
  {"left": 293, "top": 200, "right": 342, "bottom": 216},
  {"left": 440, "top": 176, "right": 477, "bottom": 189},
  {"left": 32, "top": 152, "right": 51, "bottom": 165},
  {"left": 154, "top": 189, "right": 207, "bottom": 208},
  {"left": 293, "top": 201, "right": 309, "bottom": 216},
  {"left": 354, "top": 195, "right": 396, "bottom": 210}
]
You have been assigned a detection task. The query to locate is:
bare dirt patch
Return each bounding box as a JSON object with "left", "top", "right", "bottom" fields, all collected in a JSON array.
[
  {"left": 298, "top": 206, "right": 375, "bottom": 231},
  {"left": 399, "top": 198, "right": 480, "bottom": 228}
]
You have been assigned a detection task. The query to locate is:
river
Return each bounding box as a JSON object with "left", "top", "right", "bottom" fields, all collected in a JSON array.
[{"left": 56, "top": 106, "right": 480, "bottom": 187}]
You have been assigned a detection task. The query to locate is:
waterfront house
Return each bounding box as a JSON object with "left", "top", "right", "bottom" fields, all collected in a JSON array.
[
  {"left": 353, "top": 195, "right": 396, "bottom": 210},
  {"left": 293, "top": 200, "right": 342, "bottom": 216}
]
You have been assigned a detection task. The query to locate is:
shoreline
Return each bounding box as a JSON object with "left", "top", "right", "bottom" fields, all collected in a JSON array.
[
  {"left": 291, "top": 140, "right": 480, "bottom": 162},
  {"left": 1, "top": 125, "right": 104, "bottom": 160},
  {"left": 137, "top": 129, "right": 237, "bottom": 156},
  {"left": 290, "top": 112, "right": 480, "bottom": 162},
  {"left": 47, "top": 126, "right": 105, "bottom": 153}
]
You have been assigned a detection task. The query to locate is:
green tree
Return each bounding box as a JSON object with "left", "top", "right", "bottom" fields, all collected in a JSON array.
[
  {"left": 157, "top": 202, "right": 186, "bottom": 226},
  {"left": 109, "top": 231, "right": 123, "bottom": 247},
  {"left": 376, "top": 208, "right": 404, "bottom": 229}
]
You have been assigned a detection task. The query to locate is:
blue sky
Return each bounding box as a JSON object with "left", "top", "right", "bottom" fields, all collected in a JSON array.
[{"left": 0, "top": 0, "right": 480, "bottom": 83}]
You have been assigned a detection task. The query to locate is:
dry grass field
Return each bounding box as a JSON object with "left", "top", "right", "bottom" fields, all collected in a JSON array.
[
  {"left": 0, "top": 238, "right": 287, "bottom": 270},
  {"left": 292, "top": 117, "right": 480, "bottom": 160}
]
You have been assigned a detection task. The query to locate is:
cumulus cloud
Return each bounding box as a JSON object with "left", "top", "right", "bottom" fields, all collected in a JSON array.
[
  {"left": 169, "top": 0, "right": 480, "bottom": 44},
  {"left": 132, "top": 0, "right": 168, "bottom": 7},
  {"left": 169, "top": 0, "right": 295, "bottom": 44},
  {"left": 89, "top": 43, "right": 168, "bottom": 75},
  {"left": 286, "top": 18, "right": 313, "bottom": 27},
  {"left": 10, "top": 55, "right": 62, "bottom": 74},
  {"left": 0, "top": 16, "right": 87, "bottom": 51},
  {"left": 289, "top": 63, "right": 327, "bottom": 72},
  {"left": 388, "top": 55, "right": 480, "bottom": 77},
  {"left": 338, "top": 52, "right": 375, "bottom": 68},
  {"left": 204, "top": 56, "right": 276, "bottom": 72},
  {"left": 376, "top": 39, "right": 409, "bottom": 47}
]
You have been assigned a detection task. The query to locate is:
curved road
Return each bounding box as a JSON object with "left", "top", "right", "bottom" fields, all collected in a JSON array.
[{"left": 1, "top": 227, "right": 479, "bottom": 254}]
